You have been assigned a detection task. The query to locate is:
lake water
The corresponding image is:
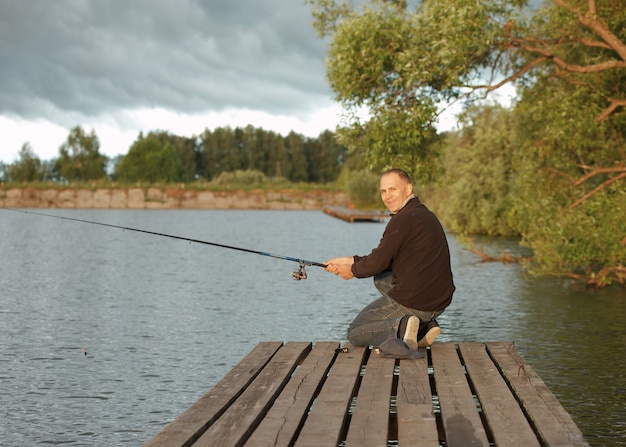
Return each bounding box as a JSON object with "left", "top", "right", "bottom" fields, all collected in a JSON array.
[{"left": 1, "top": 209, "right": 625, "bottom": 446}]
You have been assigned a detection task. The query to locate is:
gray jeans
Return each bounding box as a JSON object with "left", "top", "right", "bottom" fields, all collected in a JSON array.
[{"left": 347, "top": 271, "right": 443, "bottom": 347}]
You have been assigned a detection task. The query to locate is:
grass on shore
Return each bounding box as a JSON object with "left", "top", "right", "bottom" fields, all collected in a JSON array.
[{"left": 0, "top": 179, "right": 344, "bottom": 193}]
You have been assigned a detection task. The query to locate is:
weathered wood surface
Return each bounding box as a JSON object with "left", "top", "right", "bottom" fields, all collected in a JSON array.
[
  {"left": 143, "top": 341, "right": 589, "bottom": 447},
  {"left": 322, "top": 206, "right": 389, "bottom": 222}
]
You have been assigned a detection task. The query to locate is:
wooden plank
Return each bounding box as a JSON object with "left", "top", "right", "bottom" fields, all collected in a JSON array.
[
  {"left": 294, "top": 344, "right": 367, "bottom": 447},
  {"left": 396, "top": 353, "right": 439, "bottom": 447},
  {"left": 459, "top": 342, "right": 541, "bottom": 447},
  {"left": 487, "top": 342, "right": 590, "bottom": 447},
  {"left": 142, "top": 341, "right": 283, "bottom": 447},
  {"left": 193, "top": 342, "right": 312, "bottom": 447},
  {"left": 244, "top": 342, "right": 340, "bottom": 447},
  {"left": 344, "top": 350, "right": 396, "bottom": 447},
  {"left": 144, "top": 341, "right": 590, "bottom": 447},
  {"left": 431, "top": 343, "right": 490, "bottom": 447}
]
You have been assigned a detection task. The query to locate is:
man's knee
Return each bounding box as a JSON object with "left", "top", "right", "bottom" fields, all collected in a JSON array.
[{"left": 346, "top": 326, "right": 368, "bottom": 347}]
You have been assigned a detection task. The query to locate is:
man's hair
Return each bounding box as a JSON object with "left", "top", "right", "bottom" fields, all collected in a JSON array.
[{"left": 382, "top": 168, "right": 412, "bottom": 185}]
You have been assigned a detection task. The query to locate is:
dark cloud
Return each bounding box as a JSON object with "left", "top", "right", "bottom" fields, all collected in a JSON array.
[{"left": 0, "top": 0, "right": 331, "bottom": 123}]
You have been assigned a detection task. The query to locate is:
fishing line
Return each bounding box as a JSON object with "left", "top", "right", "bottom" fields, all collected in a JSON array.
[{"left": 3, "top": 208, "right": 326, "bottom": 280}]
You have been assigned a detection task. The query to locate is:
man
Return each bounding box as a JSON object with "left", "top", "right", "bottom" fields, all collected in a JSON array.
[{"left": 325, "top": 168, "right": 455, "bottom": 349}]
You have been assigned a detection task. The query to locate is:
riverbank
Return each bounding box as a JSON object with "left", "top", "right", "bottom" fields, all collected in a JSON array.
[{"left": 0, "top": 187, "right": 350, "bottom": 209}]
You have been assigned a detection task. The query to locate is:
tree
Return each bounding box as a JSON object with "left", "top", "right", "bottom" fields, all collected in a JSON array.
[
  {"left": 249, "top": 127, "right": 270, "bottom": 175},
  {"left": 115, "top": 132, "right": 184, "bottom": 183},
  {"left": 266, "top": 131, "right": 291, "bottom": 179},
  {"left": 197, "top": 128, "right": 218, "bottom": 180},
  {"left": 306, "top": 130, "right": 347, "bottom": 183},
  {"left": 196, "top": 126, "right": 348, "bottom": 182},
  {"left": 309, "top": 0, "right": 626, "bottom": 285},
  {"left": 198, "top": 127, "right": 243, "bottom": 180},
  {"left": 4, "top": 143, "right": 46, "bottom": 182},
  {"left": 308, "top": 0, "right": 625, "bottom": 175},
  {"left": 286, "top": 131, "right": 309, "bottom": 182},
  {"left": 307, "top": 0, "right": 504, "bottom": 178},
  {"left": 239, "top": 125, "right": 259, "bottom": 173},
  {"left": 164, "top": 133, "right": 198, "bottom": 182},
  {"left": 143, "top": 131, "right": 198, "bottom": 182},
  {"left": 501, "top": 1, "right": 626, "bottom": 286},
  {"left": 54, "top": 126, "right": 108, "bottom": 181},
  {"left": 506, "top": 65, "right": 626, "bottom": 286},
  {"left": 432, "top": 104, "right": 518, "bottom": 237},
  {"left": 212, "top": 126, "right": 240, "bottom": 173}
]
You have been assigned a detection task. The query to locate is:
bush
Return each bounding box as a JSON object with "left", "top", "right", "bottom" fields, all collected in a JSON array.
[
  {"left": 345, "top": 169, "right": 380, "bottom": 208},
  {"left": 209, "top": 170, "right": 268, "bottom": 188}
]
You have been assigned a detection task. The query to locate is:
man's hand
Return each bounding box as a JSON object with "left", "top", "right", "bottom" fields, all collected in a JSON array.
[{"left": 324, "top": 257, "right": 355, "bottom": 280}]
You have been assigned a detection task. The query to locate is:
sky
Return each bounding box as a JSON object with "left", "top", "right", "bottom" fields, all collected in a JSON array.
[{"left": 0, "top": 0, "right": 477, "bottom": 165}]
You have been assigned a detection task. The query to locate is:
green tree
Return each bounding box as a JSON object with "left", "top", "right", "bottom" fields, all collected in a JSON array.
[
  {"left": 239, "top": 125, "right": 259, "bottom": 173},
  {"left": 54, "top": 126, "right": 108, "bottom": 181},
  {"left": 307, "top": 0, "right": 507, "bottom": 179},
  {"left": 345, "top": 169, "right": 380, "bottom": 207},
  {"left": 309, "top": 0, "right": 626, "bottom": 285},
  {"left": 197, "top": 128, "right": 217, "bottom": 180},
  {"left": 213, "top": 127, "right": 241, "bottom": 173},
  {"left": 164, "top": 133, "right": 197, "bottom": 182},
  {"left": 144, "top": 131, "right": 198, "bottom": 182},
  {"left": 507, "top": 69, "right": 626, "bottom": 286},
  {"left": 4, "top": 143, "right": 46, "bottom": 182},
  {"left": 308, "top": 0, "right": 626, "bottom": 173},
  {"left": 198, "top": 127, "right": 243, "bottom": 180},
  {"left": 305, "top": 130, "right": 345, "bottom": 183},
  {"left": 266, "top": 131, "right": 291, "bottom": 179},
  {"left": 433, "top": 104, "right": 518, "bottom": 237},
  {"left": 501, "top": 1, "right": 626, "bottom": 286},
  {"left": 115, "top": 132, "right": 184, "bottom": 183},
  {"left": 196, "top": 125, "right": 348, "bottom": 183},
  {"left": 248, "top": 127, "right": 270, "bottom": 175},
  {"left": 286, "top": 131, "right": 309, "bottom": 182}
]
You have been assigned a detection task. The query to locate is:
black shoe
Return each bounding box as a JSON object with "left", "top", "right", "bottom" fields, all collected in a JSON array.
[{"left": 417, "top": 319, "right": 441, "bottom": 348}]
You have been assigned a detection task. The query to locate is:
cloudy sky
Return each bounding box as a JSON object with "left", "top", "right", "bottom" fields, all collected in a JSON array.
[
  {"left": 0, "top": 0, "right": 352, "bottom": 163},
  {"left": 1, "top": 0, "right": 480, "bottom": 166}
]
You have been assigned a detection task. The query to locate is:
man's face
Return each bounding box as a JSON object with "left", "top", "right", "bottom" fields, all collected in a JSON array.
[{"left": 380, "top": 172, "right": 413, "bottom": 213}]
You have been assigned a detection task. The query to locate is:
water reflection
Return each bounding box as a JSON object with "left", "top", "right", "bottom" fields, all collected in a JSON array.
[{"left": 515, "top": 278, "right": 626, "bottom": 446}]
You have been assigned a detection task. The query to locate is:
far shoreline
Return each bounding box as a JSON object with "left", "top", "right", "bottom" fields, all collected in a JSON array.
[{"left": 0, "top": 186, "right": 350, "bottom": 210}]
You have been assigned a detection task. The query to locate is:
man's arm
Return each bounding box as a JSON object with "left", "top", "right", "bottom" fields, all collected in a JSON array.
[{"left": 324, "top": 256, "right": 355, "bottom": 280}]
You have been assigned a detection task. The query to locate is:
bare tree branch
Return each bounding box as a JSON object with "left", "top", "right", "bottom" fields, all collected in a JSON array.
[
  {"left": 545, "top": 265, "right": 623, "bottom": 288},
  {"left": 505, "top": 0, "right": 626, "bottom": 122},
  {"left": 467, "top": 238, "right": 519, "bottom": 264},
  {"left": 580, "top": 37, "right": 612, "bottom": 51},
  {"left": 517, "top": 42, "right": 626, "bottom": 73},
  {"left": 596, "top": 99, "right": 626, "bottom": 122},
  {"left": 470, "top": 56, "right": 549, "bottom": 92},
  {"left": 573, "top": 165, "right": 626, "bottom": 186},
  {"left": 553, "top": 0, "right": 626, "bottom": 59},
  {"left": 570, "top": 172, "right": 626, "bottom": 208}
]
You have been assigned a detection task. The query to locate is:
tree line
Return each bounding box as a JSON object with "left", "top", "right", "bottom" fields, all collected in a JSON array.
[{"left": 0, "top": 125, "right": 349, "bottom": 185}]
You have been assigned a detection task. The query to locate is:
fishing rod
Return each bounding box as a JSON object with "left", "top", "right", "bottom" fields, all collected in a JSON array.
[{"left": 4, "top": 208, "right": 326, "bottom": 280}]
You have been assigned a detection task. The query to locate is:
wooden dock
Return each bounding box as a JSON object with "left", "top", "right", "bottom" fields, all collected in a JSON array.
[
  {"left": 322, "top": 206, "right": 389, "bottom": 222},
  {"left": 142, "top": 341, "right": 589, "bottom": 447}
]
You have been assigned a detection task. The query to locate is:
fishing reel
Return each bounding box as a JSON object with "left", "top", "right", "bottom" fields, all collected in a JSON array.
[{"left": 292, "top": 262, "right": 308, "bottom": 281}]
